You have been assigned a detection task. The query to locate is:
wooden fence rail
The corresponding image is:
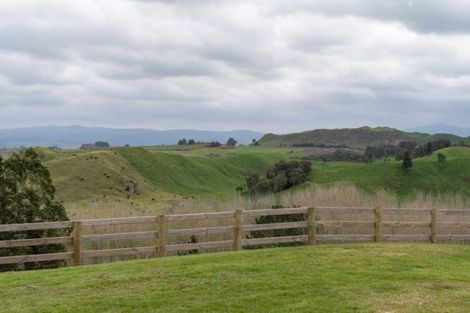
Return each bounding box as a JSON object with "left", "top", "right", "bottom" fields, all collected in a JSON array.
[{"left": 1, "top": 207, "right": 469, "bottom": 268}]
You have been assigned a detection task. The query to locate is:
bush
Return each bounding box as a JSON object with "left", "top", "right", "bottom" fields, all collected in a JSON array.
[
  {"left": 0, "top": 148, "right": 70, "bottom": 271},
  {"left": 402, "top": 151, "right": 413, "bottom": 170},
  {"left": 240, "top": 160, "right": 312, "bottom": 196},
  {"left": 246, "top": 205, "right": 307, "bottom": 248}
]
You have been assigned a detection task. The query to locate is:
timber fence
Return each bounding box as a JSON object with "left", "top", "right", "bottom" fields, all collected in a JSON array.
[{"left": 1, "top": 207, "right": 469, "bottom": 268}]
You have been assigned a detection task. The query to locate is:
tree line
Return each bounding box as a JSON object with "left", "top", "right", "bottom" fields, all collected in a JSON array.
[{"left": 177, "top": 137, "right": 238, "bottom": 147}]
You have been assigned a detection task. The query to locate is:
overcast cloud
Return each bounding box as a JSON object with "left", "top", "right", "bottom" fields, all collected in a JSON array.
[{"left": 0, "top": 0, "right": 469, "bottom": 133}]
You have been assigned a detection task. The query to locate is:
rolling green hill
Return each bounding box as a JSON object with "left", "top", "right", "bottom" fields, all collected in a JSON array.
[
  {"left": 307, "top": 147, "right": 470, "bottom": 197},
  {"left": 118, "top": 147, "right": 292, "bottom": 196},
  {"left": 42, "top": 149, "right": 177, "bottom": 218},
  {"left": 40, "top": 145, "right": 470, "bottom": 217},
  {"left": 258, "top": 126, "right": 470, "bottom": 148},
  {"left": 1, "top": 244, "right": 469, "bottom": 313}
]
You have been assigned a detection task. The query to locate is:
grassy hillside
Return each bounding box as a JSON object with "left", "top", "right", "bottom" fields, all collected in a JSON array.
[
  {"left": 39, "top": 145, "right": 470, "bottom": 218},
  {"left": 258, "top": 126, "right": 470, "bottom": 148},
  {"left": 1, "top": 244, "right": 469, "bottom": 313},
  {"left": 43, "top": 149, "right": 176, "bottom": 218},
  {"left": 118, "top": 147, "right": 292, "bottom": 196},
  {"left": 307, "top": 147, "right": 470, "bottom": 197}
]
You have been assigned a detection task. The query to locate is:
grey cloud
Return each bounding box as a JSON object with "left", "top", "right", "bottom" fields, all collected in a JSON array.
[{"left": 0, "top": 0, "right": 469, "bottom": 132}]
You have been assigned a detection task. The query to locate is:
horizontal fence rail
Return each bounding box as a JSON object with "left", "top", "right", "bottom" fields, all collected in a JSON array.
[{"left": 0, "top": 207, "right": 469, "bottom": 269}]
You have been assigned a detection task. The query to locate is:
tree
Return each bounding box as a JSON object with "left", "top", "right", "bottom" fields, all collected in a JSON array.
[
  {"left": 94, "top": 141, "right": 110, "bottom": 149},
  {"left": 437, "top": 153, "right": 447, "bottom": 164},
  {"left": 177, "top": 138, "right": 187, "bottom": 145},
  {"left": 207, "top": 141, "right": 221, "bottom": 148},
  {"left": 226, "top": 137, "right": 238, "bottom": 147},
  {"left": 188, "top": 139, "right": 196, "bottom": 145},
  {"left": 241, "top": 160, "right": 312, "bottom": 196},
  {"left": 402, "top": 151, "right": 413, "bottom": 170},
  {"left": 0, "top": 148, "right": 70, "bottom": 271}
]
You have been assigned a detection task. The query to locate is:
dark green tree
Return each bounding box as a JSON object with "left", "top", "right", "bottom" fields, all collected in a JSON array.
[
  {"left": 402, "top": 151, "right": 413, "bottom": 170},
  {"left": 0, "top": 148, "right": 70, "bottom": 271},
  {"left": 226, "top": 137, "right": 238, "bottom": 147},
  {"left": 437, "top": 153, "right": 447, "bottom": 164}
]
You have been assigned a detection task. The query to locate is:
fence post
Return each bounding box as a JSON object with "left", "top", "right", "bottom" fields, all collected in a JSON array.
[
  {"left": 233, "top": 210, "right": 243, "bottom": 251},
  {"left": 307, "top": 207, "right": 316, "bottom": 245},
  {"left": 73, "top": 221, "right": 82, "bottom": 266},
  {"left": 158, "top": 215, "right": 167, "bottom": 257},
  {"left": 431, "top": 208, "right": 438, "bottom": 243},
  {"left": 374, "top": 207, "right": 382, "bottom": 242}
]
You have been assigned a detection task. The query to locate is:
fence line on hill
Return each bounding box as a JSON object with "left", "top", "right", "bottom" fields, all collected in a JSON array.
[{"left": 1, "top": 207, "right": 469, "bottom": 268}]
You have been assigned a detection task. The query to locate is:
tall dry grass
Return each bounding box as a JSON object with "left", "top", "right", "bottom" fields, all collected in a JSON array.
[
  {"left": 169, "top": 183, "right": 470, "bottom": 215},
  {"left": 70, "top": 183, "right": 469, "bottom": 264}
]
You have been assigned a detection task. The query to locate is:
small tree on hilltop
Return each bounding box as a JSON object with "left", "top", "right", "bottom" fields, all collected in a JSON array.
[
  {"left": 226, "top": 137, "right": 238, "bottom": 147},
  {"left": 437, "top": 153, "right": 447, "bottom": 164},
  {"left": 402, "top": 151, "right": 413, "bottom": 170},
  {"left": 177, "top": 138, "right": 187, "bottom": 145}
]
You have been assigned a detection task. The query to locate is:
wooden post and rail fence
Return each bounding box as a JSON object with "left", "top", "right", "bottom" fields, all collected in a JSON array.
[{"left": 1, "top": 207, "right": 469, "bottom": 268}]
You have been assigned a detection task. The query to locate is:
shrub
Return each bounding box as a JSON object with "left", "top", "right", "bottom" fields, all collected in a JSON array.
[
  {"left": 246, "top": 205, "right": 307, "bottom": 248},
  {"left": 240, "top": 160, "right": 312, "bottom": 196},
  {"left": 0, "top": 148, "right": 70, "bottom": 271}
]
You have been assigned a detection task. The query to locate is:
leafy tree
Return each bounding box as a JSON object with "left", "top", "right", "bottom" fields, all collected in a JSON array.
[
  {"left": 94, "top": 141, "right": 110, "bottom": 148},
  {"left": 226, "top": 137, "right": 238, "bottom": 147},
  {"left": 241, "top": 160, "right": 312, "bottom": 196},
  {"left": 177, "top": 138, "right": 188, "bottom": 145},
  {"left": 188, "top": 139, "right": 196, "bottom": 145},
  {"left": 402, "top": 151, "right": 413, "bottom": 170},
  {"left": 437, "top": 153, "right": 447, "bottom": 164},
  {"left": 207, "top": 141, "right": 221, "bottom": 148},
  {"left": 0, "top": 148, "right": 70, "bottom": 271},
  {"left": 412, "top": 145, "right": 426, "bottom": 158}
]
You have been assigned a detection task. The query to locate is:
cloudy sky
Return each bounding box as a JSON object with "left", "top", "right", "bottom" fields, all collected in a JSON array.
[{"left": 1, "top": 0, "right": 469, "bottom": 133}]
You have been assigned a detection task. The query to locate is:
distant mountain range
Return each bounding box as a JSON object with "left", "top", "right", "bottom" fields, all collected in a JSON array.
[
  {"left": 2, "top": 124, "right": 469, "bottom": 150},
  {"left": 405, "top": 124, "right": 470, "bottom": 137},
  {"left": 0, "top": 126, "right": 264, "bottom": 148},
  {"left": 258, "top": 126, "right": 470, "bottom": 149}
]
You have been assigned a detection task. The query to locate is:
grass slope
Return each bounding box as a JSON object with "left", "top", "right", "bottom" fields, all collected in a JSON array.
[
  {"left": 44, "top": 146, "right": 470, "bottom": 213},
  {"left": 307, "top": 147, "right": 470, "bottom": 197},
  {"left": 1, "top": 244, "right": 469, "bottom": 313},
  {"left": 118, "top": 147, "right": 291, "bottom": 196},
  {"left": 43, "top": 149, "right": 175, "bottom": 218}
]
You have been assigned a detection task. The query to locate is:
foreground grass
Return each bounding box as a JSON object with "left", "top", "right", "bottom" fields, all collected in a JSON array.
[{"left": 1, "top": 244, "right": 469, "bottom": 313}]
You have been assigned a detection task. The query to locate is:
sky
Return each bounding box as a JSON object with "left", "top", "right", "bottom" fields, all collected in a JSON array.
[{"left": 0, "top": 0, "right": 469, "bottom": 133}]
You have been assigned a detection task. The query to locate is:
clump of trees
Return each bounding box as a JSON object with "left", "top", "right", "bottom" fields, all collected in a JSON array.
[
  {"left": 238, "top": 160, "right": 312, "bottom": 196},
  {"left": 80, "top": 141, "right": 110, "bottom": 150},
  {"left": 363, "top": 139, "right": 452, "bottom": 163},
  {"left": 177, "top": 139, "right": 222, "bottom": 147},
  {"left": 177, "top": 138, "right": 197, "bottom": 145},
  {"left": 0, "top": 149, "right": 70, "bottom": 271},
  {"left": 303, "top": 149, "right": 363, "bottom": 162}
]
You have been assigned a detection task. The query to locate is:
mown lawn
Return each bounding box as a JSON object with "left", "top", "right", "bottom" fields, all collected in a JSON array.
[{"left": 1, "top": 244, "right": 469, "bottom": 312}]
